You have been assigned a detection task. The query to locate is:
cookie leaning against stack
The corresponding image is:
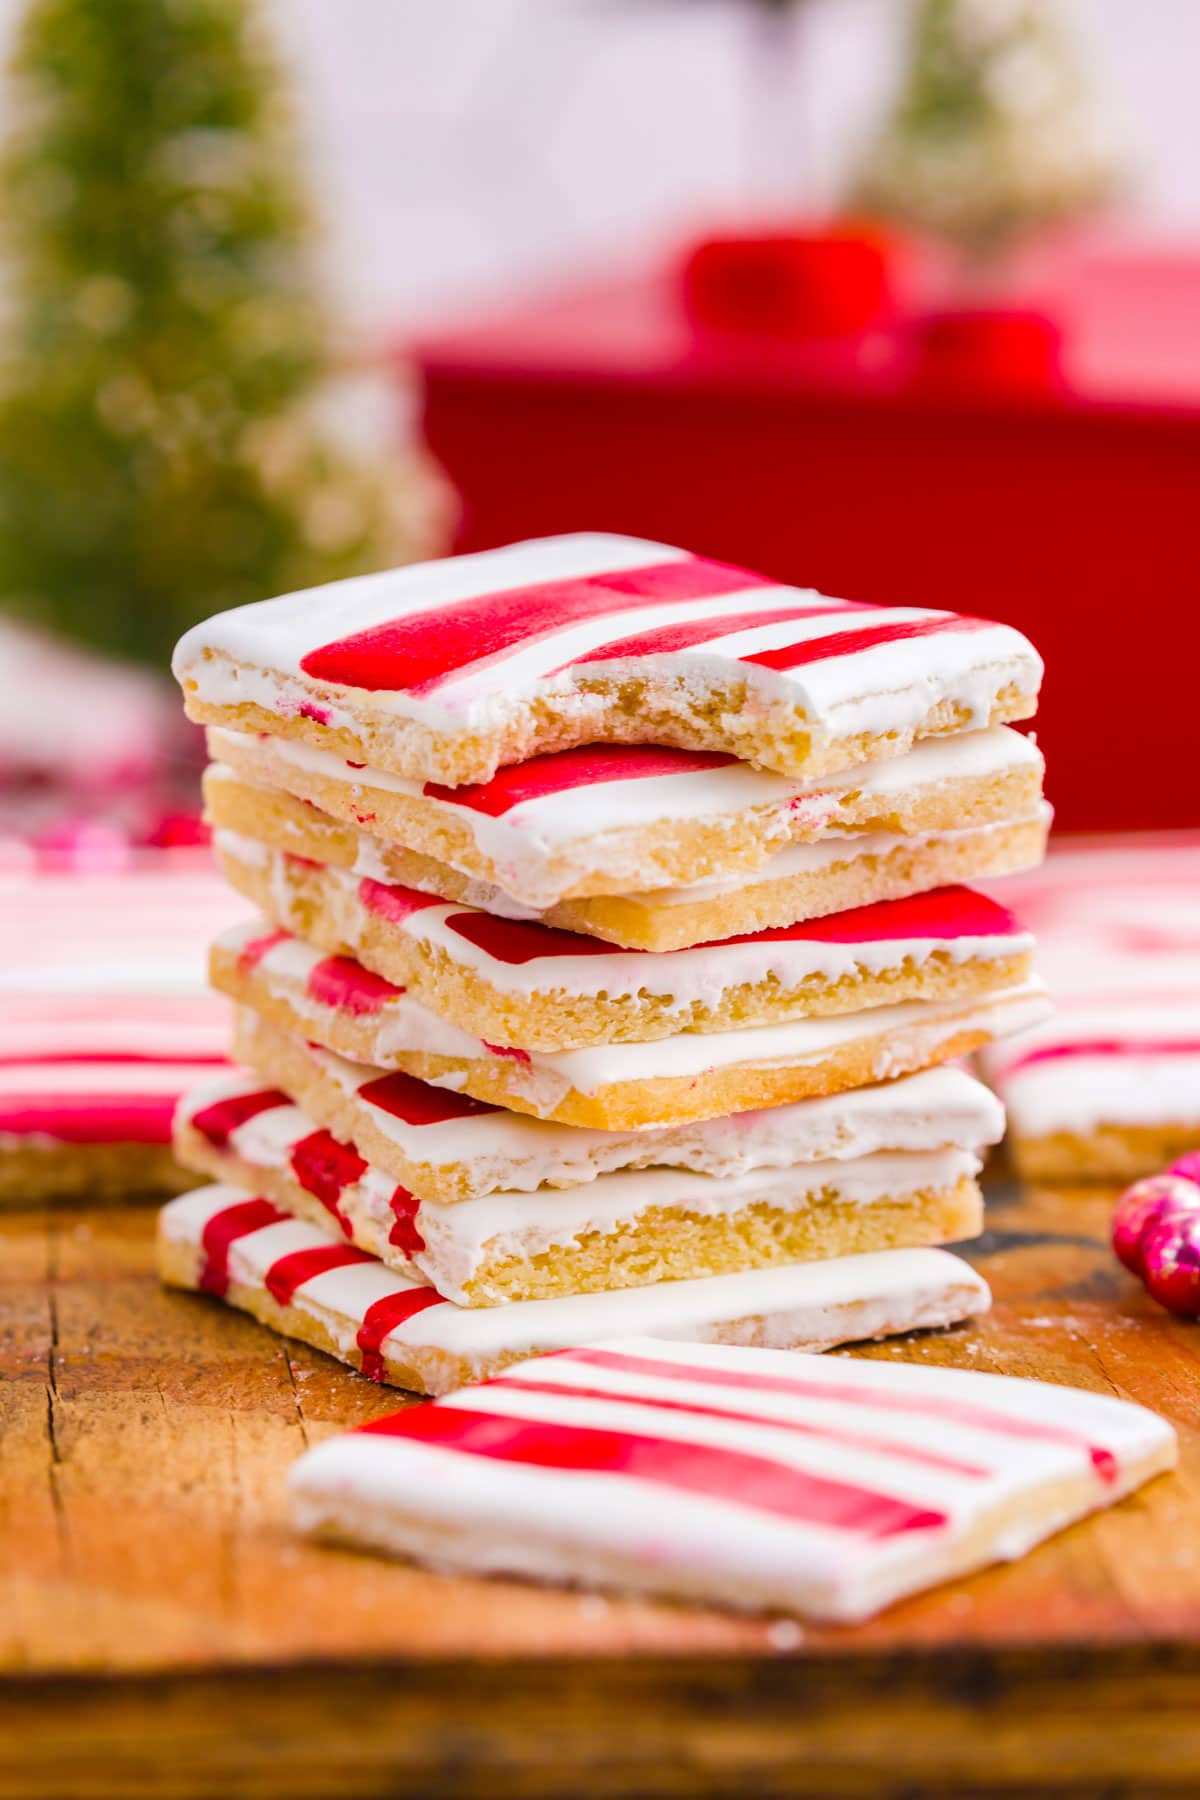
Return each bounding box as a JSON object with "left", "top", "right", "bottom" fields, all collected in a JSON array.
[{"left": 162, "top": 533, "right": 1051, "bottom": 1392}]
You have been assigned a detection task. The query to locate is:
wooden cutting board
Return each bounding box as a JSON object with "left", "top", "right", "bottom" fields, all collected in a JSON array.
[{"left": 4, "top": 1178, "right": 1200, "bottom": 1799}]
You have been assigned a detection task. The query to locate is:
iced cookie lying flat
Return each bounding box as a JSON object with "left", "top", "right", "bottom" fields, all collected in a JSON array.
[
  {"left": 204, "top": 722, "right": 1046, "bottom": 919},
  {"left": 0, "top": 855, "right": 240, "bottom": 1203},
  {"left": 222, "top": 1014, "right": 1003, "bottom": 1204},
  {"left": 290, "top": 1336, "right": 1175, "bottom": 1621},
  {"left": 205, "top": 760, "right": 1047, "bottom": 955},
  {"left": 212, "top": 925, "right": 1049, "bottom": 1129},
  {"left": 213, "top": 849, "right": 1035, "bottom": 1052},
  {"left": 982, "top": 999, "right": 1200, "bottom": 1184},
  {"left": 175, "top": 1076, "right": 988, "bottom": 1305},
  {"left": 174, "top": 533, "right": 1042, "bottom": 788},
  {"left": 158, "top": 1184, "right": 991, "bottom": 1394},
  {"left": 976, "top": 842, "right": 1200, "bottom": 1182}
]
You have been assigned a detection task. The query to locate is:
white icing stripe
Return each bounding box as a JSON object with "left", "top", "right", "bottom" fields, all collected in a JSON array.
[
  {"left": 218, "top": 837, "right": 1032, "bottom": 1014},
  {"left": 219, "top": 919, "right": 1050, "bottom": 1100},
  {"left": 1000, "top": 1055, "right": 1200, "bottom": 1136},
  {"left": 2, "top": 998, "right": 230, "bottom": 1061},
  {"left": 286, "top": 1330, "right": 1174, "bottom": 1622},
  {"left": 5, "top": 1061, "right": 223, "bottom": 1097},
  {"left": 174, "top": 533, "right": 1042, "bottom": 752},
  {"left": 160, "top": 1184, "right": 992, "bottom": 1378}
]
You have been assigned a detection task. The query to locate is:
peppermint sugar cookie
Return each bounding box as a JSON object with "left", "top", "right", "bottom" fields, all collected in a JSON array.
[
  {"left": 982, "top": 999, "right": 1200, "bottom": 1183},
  {"left": 158, "top": 1185, "right": 992, "bottom": 1395},
  {"left": 289, "top": 1337, "right": 1175, "bottom": 1621},
  {"left": 203, "top": 722, "right": 1047, "bottom": 921},
  {"left": 173, "top": 533, "right": 1043, "bottom": 787},
  {"left": 212, "top": 846, "right": 1036, "bottom": 1051},
  {"left": 213, "top": 926, "right": 1050, "bottom": 1129},
  {"left": 0, "top": 855, "right": 241, "bottom": 1202},
  {"left": 221, "top": 1017, "right": 1004, "bottom": 1204},
  {"left": 204, "top": 760, "right": 1048, "bottom": 955},
  {"left": 978, "top": 843, "right": 1200, "bottom": 1181},
  {"left": 174, "top": 1073, "right": 992, "bottom": 1304}
]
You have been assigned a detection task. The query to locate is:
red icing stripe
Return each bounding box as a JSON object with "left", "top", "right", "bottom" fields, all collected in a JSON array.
[
  {"left": 236, "top": 929, "right": 289, "bottom": 974},
  {"left": 0, "top": 1093, "right": 182, "bottom": 1143},
  {"left": 189, "top": 1087, "right": 290, "bottom": 1148},
  {"left": 445, "top": 884, "right": 1020, "bottom": 966},
  {"left": 360, "top": 1404, "right": 947, "bottom": 1537},
  {"left": 496, "top": 1378, "right": 990, "bottom": 1478},
  {"left": 566, "top": 601, "right": 861, "bottom": 669},
  {"left": 743, "top": 613, "right": 990, "bottom": 675},
  {"left": 306, "top": 955, "right": 401, "bottom": 1015},
  {"left": 356, "top": 1288, "right": 445, "bottom": 1382},
  {"left": 199, "top": 1196, "right": 289, "bottom": 1297},
  {"left": 357, "top": 877, "right": 443, "bottom": 925},
  {"left": 357, "top": 1067, "right": 499, "bottom": 1125},
  {"left": 0, "top": 1050, "right": 228, "bottom": 1068},
  {"left": 1006, "top": 1038, "right": 1200, "bottom": 1073},
  {"left": 562, "top": 1349, "right": 1119, "bottom": 1485},
  {"left": 264, "top": 1241, "right": 375, "bottom": 1307},
  {"left": 387, "top": 1185, "right": 425, "bottom": 1255},
  {"left": 289, "top": 1129, "right": 366, "bottom": 1236},
  {"left": 298, "top": 557, "right": 772, "bottom": 695},
  {"left": 421, "top": 744, "right": 737, "bottom": 818},
  {"left": 447, "top": 912, "right": 613, "bottom": 965}
]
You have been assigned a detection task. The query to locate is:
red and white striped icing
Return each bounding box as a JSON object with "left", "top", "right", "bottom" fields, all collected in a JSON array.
[
  {"left": 177, "top": 1071, "right": 993, "bottom": 1302},
  {"left": 288, "top": 1331, "right": 1173, "bottom": 1621},
  {"left": 160, "top": 1183, "right": 991, "bottom": 1394},
  {"left": 206, "top": 1042, "right": 1003, "bottom": 1201},
  {"left": 206, "top": 724, "right": 1044, "bottom": 908},
  {"left": 216, "top": 919, "right": 1050, "bottom": 1112},
  {"left": 0, "top": 857, "right": 241, "bottom": 1145},
  {"left": 174, "top": 533, "right": 1041, "bottom": 749},
  {"left": 980, "top": 840, "right": 1200, "bottom": 1139},
  {"left": 218, "top": 842, "right": 1033, "bottom": 1026}
]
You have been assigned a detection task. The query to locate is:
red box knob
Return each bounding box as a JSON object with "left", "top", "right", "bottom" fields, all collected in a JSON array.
[{"left": 682, "top": 228, "right": 893, "bottom": 339}]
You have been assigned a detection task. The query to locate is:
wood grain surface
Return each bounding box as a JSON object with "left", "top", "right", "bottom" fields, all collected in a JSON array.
[{"left": 4, "top": 1178, "right": 1200, "bottom": 1798}]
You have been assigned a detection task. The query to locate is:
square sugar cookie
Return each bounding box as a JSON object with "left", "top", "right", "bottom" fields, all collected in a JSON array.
[
  {"left": 212, "top": 848, "right": 1037, "bottom": 1053},
  {"left": 212, "top": 926, "right": 1051, "bottom": 1130},
  {"left": 203, "top": 755, "right": 1048, "bottom": 954},
  {"left": 218, "top": 1015, "right": 1004, "bottom": 1205},
  {"left": 290, "top": 1336, "right": 1175, "bottom": 1621},
  {"left": 173, "top": 534, "right": 1042, "bottom": 787},
  {"left": 158, "top": 1184, "right": 992, "bottom": 1395},
  {"left": 0, "top": 853, "right": 241, "bottom": 1203},
  {"left": 203, "top": 722, "right": 1047, "bottom": 921},
  {"left": 174, "top": 1069, "right": 993, "bottom": 1305}
]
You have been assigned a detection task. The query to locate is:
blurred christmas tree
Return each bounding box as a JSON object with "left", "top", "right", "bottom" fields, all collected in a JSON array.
[
  {"left": 854, "top": 0, "right": 1123, "bottom": 268},
  {"left": 0, "top": 0, "right": 414, "bottom": 668}
]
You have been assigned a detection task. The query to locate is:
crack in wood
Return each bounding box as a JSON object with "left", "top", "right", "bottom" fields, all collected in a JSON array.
[
  {"left": 282, "top": 1345, "right": 312, "bottom": 1450},
  {"left": 43, "top": 1217, "right": 68, "bottom": 1566}
]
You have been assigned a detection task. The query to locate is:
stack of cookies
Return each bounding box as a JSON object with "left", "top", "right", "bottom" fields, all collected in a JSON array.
[{"left": 161, "top": 534, "right": 1050, "bottom": 1394}]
